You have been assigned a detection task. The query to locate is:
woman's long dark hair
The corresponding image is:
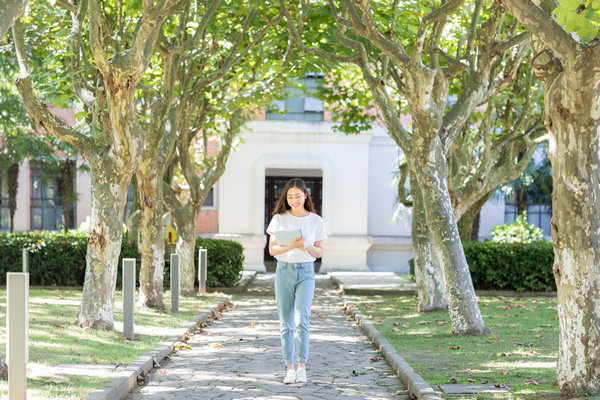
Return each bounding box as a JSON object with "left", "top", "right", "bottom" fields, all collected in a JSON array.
[{"left": 272, "top": 178, "right": 316, "bottom": 216}]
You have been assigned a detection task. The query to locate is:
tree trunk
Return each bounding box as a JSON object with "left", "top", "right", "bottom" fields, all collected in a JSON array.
[
  {"left": 61, "top": 158, "right": 75, "bottom": 232},
  {"left": 457, "top": 192, "right": 492, "bottom": 242},
  {"left": 76, "top": 161, "right": 130, "bottom": 329},
  {"left": 0, "top": 0, "right": 28, "bottom": 39},
  {"left": 548, "top": 75, "right": 600, "bottom": 394},
  {"left": 7, "top": 163, "right": 18, "bottom": 233},
  {"left": 136, "top": 168, "right": 165, "bottom": 309},
  {"left": 410, "top": 139, "right": 489, "bottom": 335},
  {"left": 0, "top": 352, "right": 6, "bottom": 379},
  {"left": 172, "top": 202, "right": 196, "bottom": 296},
  {"left": 515, "top": 187, "right": 527, "bottom": 217},
  {"left": 411, "top": 182, "right": 447, "bottom": 312}
]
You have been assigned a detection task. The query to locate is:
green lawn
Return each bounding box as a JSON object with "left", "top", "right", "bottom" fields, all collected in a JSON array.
[
  {"left": 351, "top": 295, "right": 572, "bottom": 399},
  {"left": 0, "top": 287, "right": 224, "bottom": 399}
]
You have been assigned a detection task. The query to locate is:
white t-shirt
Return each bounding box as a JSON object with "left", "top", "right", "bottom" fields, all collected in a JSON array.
[{"left": 266, "top": 211, "right": 328, "bottom": 263}]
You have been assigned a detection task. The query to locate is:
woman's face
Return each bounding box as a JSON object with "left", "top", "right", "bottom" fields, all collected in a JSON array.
[{"left": 286, "top": 186, "right": 306, "bottom": 211}]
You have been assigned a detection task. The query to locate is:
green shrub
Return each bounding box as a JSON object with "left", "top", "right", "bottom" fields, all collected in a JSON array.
[
  {"left": 463, "top": 241, "right": 555, "bottom": 292},
  {"left": 491, "top": 212, "right": 545, "bottom": 243},
  {"left": 0, "top": 232, "right": 244, "bottom": 288},
  {"left": 409, "top": 240, "right": 555, "bottom": 292},
  {"left": 195, "top": 237, "right": 244, "bottom": 288}
]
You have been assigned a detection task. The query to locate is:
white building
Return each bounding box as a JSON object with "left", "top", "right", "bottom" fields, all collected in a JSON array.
[{"left": 1, "top": 89, "right": 550, "bottom": 273}]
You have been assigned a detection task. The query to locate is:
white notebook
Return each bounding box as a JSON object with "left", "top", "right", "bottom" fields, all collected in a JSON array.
[{"left": 275, "top": 229, "right": 303, "bottom": 246}]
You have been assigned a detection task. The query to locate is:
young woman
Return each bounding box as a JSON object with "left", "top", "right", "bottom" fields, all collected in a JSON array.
[{"left": 266, "top": 178, "right": 327, "bottom": 384}]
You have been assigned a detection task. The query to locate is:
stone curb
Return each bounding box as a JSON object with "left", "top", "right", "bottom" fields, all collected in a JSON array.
[
  {"left": 343, "top": 300, "right": 442, "bottom": 400},
  {"left": 85, "top": 296, "right": 231, "bottom": 400},
  {"left": 329, "top": 274, "right": 417, "bottom": 296}
]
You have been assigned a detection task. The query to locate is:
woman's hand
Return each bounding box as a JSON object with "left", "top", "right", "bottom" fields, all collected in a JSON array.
[{"left": 290, "top": 236, "right": 305, "bottom": 250}]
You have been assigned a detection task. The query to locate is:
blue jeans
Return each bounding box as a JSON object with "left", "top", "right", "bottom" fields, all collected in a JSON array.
[{"left": 274, "top": 261, "right": 315, "bottom": 366}]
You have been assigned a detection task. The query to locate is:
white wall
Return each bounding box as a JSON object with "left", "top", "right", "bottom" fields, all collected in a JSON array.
[
  {"left": 366, "top": 129, "right": 413, "bottom": 272},
  {"left": 13, "top": 160, "right": 29, "bottom": 231},
  {"left": 218, "top": 120, "right": 373, "bottom": 271},
  {"left": 75, "top": 154, "right": 91, "bottom": 229},
  {"left": 478, "top": 197, "right": 506, "bottom": 240}
]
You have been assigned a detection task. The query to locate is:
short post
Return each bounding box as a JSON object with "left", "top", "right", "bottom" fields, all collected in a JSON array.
[
  {"left": 7, "top": 272, "right": 29, "bottom": 400},
  {"left": 122, "top": 258, "right": 136, "bottom": 340},
  {"left": 198, "top": 249, "right": 207, "bottom": 295},
  {"left": 22, "top": 248, "right": 28, "bottom": 273},
  {"left": 170, "top": 253, "right": 180, "bottom": 313}
]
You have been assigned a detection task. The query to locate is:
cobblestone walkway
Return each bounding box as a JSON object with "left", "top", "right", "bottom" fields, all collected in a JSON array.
[{"left": 126, "top": 274, "right": 410, "bottom": 400}]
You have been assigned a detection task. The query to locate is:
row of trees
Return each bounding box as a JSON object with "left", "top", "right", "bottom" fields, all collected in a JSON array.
[{"left": 1, "top": 0, "right": 599, "bottom": 395}]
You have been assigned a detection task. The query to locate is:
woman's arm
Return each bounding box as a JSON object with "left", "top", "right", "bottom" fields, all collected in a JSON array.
[
  {"left": 269, "top": 234, "right": 304, "bottom": 256},
  {"left": 304, "top": 240, "right": 323, "bottom": 259}
]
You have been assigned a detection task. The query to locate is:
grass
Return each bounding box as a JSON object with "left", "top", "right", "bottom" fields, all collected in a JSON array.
[
  {"left": 351, "top": 294, "right": 572, "bottom": 400},
  {"left": 0, "top": 286, "right": 224, "bottom": 399}
]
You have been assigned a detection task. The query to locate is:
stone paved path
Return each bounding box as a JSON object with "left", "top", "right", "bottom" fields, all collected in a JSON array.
[{"left": 126, "top": 274, "right": 410, "bottom": 400}]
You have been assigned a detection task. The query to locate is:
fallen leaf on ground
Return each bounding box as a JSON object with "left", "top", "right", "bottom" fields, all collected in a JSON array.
[
  {"left": 534, "top": 334, "right": 543, "bottom": 338},
  {"left": 466, "top": 378, "right": 476, "bottom": 383},
  {"left": 318, "top": 313, "right": 328, "bottom": 318},
  {"left": 247, "top": 321, "right": 255, "bottom": 329},
  {"left": 435, "top": 320, "right": 447, "bottom": 326},
  {"left": 391, "top": 328, "right": 399, "bottom": 332},
  {"left": 212, "top": 343, "right": 224, "bottom": 348},
  {"left": 488, "top": 333, "right": 499, "bottom": 340},
  {"left": 57, "top": 294, "right": 64, "bottom": 299},
  {"left": 370, "top": 356, "right": 381, "bottom": 361},
  {"left": 526, "top": 379, "right": 539, "bottom": 385},
  {"left": 552, "top": 382, "right": 559, "bottom": 386},
  {"left": 501, "top": 371, "right": 510, "bottom": 376},
  {"left": 393, "top": 322, "right": 400, "bottom": 326},
  {"left": 401, "top": 323, "right": 410, "bottom": 329},
  {"left": 363, "top": 366, "right": 374, "bottom": 370},
  {"left": 495, "top": 384, "right": 507, "bottom": 388},
  {"left": 417, "top": 321, "right": 431, "bottom": 325},
  {"left": 448, "top": 377, "right": 458, "bottom": 384},
  {"left": 351, "top": 370, "right": 359, "bottom": 376},
  {"left": 449, "top": 346, "right": 460, "bottom": 350}
]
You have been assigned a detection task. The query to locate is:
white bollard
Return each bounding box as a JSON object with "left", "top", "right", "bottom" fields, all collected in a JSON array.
[
  {"left": 7, "top": 272, "right": 29, "bottom": 400},
  {"left": 122, "top": 259, "right": 136, "bottom": 340},
  {"left": 22, "top": 249, "right": 28, "bottom": 273},
  {"left": 170, "top": 253, "right": 180, "bottom": 313},
  {"left": 198, "top": 249, "right": 207, "bottom": 295}
]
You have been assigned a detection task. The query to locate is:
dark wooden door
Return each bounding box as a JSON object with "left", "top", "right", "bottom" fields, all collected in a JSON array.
[{"left": 264, "top": 176, "right": 322, "bottom": 272}]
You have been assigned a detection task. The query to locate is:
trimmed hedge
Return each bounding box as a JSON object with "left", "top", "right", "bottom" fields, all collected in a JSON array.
[
  {"left": 0, "top": 232, "right": 244, "bottom": 288},
  {"left": 409, "top": 241, "right": 555, "bottom": 292},
  {"left": 464, "top": 241, "right": 555, "bottom": 292},
  {"left": 196, "top": 237, "right": 244, "bottom": 288}
]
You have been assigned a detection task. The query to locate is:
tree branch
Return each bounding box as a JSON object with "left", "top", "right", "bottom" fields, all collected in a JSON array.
[
  {"left": 12, "top": 20, "right": 94, "bottom": 153},
  {"left": 398, "top": 161, "right": 413, "bottom": 207},
  {"left": 498, "top": 0, "right": 578, "bottom": 65},
  {"left": 413, "top": 0, "right": 466, "bottom": 61}
]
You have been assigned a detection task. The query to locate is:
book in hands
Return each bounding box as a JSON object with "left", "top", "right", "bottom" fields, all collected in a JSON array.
[{"left": 275, "top": 229, "right": 303, "bottom": 246}]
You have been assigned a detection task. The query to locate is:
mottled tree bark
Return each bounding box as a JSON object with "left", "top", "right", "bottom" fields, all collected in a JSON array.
[
  {"left": 0, "top": 0, "right": 28, "bottom": 39},
  {"left": 61, "top": 158, "right": 75, "bottom": 232},
  {"left": 77, "top": 161, "right": 130, "bottom": 329},
  {"left": 499, "top": 0, "right": 600, "bottom": 393},
  {"left": 7, "top": 163, "right": 18, "bottom": 233},
  {"left": 172, "top": 201, "right": 196, "bottom": 296},
  {"left": 136, "top": 170, "right": 165, "bottom": 308},
  {"left": 411, "top": 183, "right": 447, "bottom": 312},
  {"left": 410, "top": 138, "right": 488, "bottom": 334},
  {"left": 457, "top": 192, "right": 492, "bottom": 242}
]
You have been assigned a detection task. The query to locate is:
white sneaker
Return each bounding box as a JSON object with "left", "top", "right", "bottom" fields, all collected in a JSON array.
[
  {"left": 283, "top": 369, "right": 296, "bottom": 384},
  {"left": 296, "top": 367, "right": 307, "bottom": 383}
]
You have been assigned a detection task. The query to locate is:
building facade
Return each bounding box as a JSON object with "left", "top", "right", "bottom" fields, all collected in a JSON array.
[{"left": 2, "top": 90, "right": 551, "bottom": 273}]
